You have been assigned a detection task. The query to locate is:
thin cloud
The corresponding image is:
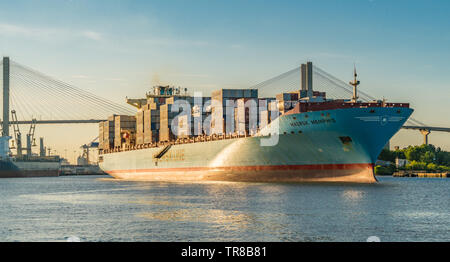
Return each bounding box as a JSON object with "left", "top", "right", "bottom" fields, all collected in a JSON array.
[
  {"left": 81, "top": 31, "right": 102, "bottom": 41},
  {"left": 143, "top": 37, "right": 209, "bottom": 47},
  {"left": 0, "top": 23, "right": 51, "bottom": 38},
  {"left": 104, "top": 78, "right": 125, "bottom": 81},
  {"left": 0, "top": 22, "right": 103, "bottom": 41},
  {"left": 71, "top": 75, "right": 90, "bottom": 79}
]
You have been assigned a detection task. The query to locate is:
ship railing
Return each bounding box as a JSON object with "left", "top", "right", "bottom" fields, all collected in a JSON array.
[{"left": 101, "top": 131, "right": 260, "bottom": 155}]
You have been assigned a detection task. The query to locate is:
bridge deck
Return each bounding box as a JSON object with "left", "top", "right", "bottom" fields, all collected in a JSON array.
[{"left": 402, "top": 126, "right": 450, "bottom": 132}]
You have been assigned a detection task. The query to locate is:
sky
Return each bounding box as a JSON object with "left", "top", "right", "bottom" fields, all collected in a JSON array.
[{"left": 0, "top": 0, "right": 449, "bottom": 162}]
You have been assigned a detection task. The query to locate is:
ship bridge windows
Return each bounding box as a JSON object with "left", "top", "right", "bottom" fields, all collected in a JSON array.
[{"left": 339, "top": 136, "right": 352, "bottom": 145}]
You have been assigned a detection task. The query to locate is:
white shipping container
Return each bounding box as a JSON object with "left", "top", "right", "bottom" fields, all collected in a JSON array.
[
  {"left": 259, "top": 110, "right": 269, "bottom": 130},
  {"left": 177, "top": 115, "right": 190, "bottom": 137}
]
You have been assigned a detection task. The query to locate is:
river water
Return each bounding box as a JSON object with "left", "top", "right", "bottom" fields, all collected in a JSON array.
[{"left": 0, "top": 175, "right": 448, "bottom": 242}]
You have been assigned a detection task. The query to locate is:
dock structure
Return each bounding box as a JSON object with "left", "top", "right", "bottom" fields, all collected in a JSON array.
[{"left": 393, "top": 171, "right": 449, "bottom": 178}]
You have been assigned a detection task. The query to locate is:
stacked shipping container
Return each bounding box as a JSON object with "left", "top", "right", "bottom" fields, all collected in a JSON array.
[
  {"left": 235, "top": 98, "right": 258, "bottom": 135},
  {"left": 135, "top": 109, "right": 144, "bottom": 145},
  {"left": 258, "top": 98, "right": 277, "bottom": 131},
  {"left": 114, "top": 115, "right": 136, "bottom": 148},
  {"left": 143, "top": 109, "right": 159, "bottom": 143},
  {"left": 100, "top": 117, "right": 115, "bottom": 150},
  {"left": 276, "top": 91, "right": 300, "bottom": 114},
  {"left": 159, "top": 103, "right": 177, "bottom": 141},
  {"left": 211, "top": 89, "right": 258, "bottom": 135}
]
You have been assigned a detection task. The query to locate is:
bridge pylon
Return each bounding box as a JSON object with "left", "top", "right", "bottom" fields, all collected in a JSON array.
[
  {"left": 419, "top": 129, "right": 431, "bottom": 145},
  {"left": 2, "top": 57, "right": 9, "bottom": 137}
]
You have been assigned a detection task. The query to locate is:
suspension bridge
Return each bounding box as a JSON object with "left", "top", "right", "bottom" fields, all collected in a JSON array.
[
  {"left": 0, "top": 57, "right": 134, "bottom": 134},
  {"left": 0, "top": 56, "right": 448, "bottom": 148}
]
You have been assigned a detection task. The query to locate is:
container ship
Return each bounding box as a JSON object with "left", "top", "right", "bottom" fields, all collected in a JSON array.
[{"left": 98, "top": 62, "right": 413, "bottom": 183}]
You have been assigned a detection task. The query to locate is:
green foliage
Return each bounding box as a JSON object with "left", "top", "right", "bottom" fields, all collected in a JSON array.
[
  {"left": 420, "top": 151, "right": 436, "bottom": 163},
  {"left": 374, "top": 165, "right": 396, "bottom": 176},
  {"left": 436, "top": 149, "right": 450, "bottom": 166},
  {"left": 379, "top": 144, "right": 450, "bottom": 172},
  {"left": 378, "top": 149, "right": 396, "bottom": 162},
  {"left": 405, "top": 160, "right": 427, "bottom": 170},
  {"left": 404, "top": 144, "right": 435, "bottom": 162},
  {"left": 439, "top": 165, "right": 450, "bottom": 171},
  {"left": 378, "top": 149, "right": 406, "bottom": 162},
  {"left": 426, "top": 163, "right": 438, "bottom": 171}
]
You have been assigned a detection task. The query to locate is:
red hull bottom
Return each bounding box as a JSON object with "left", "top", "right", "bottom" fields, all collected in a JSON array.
[{"left": 106, "top": 164, "right": 377, "bottom": 183}]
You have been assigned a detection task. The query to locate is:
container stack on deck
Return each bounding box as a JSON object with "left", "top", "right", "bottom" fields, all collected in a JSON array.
[
  {"left": 136, "top": 109, "right": 144, "bottom": 145},
  {"left": 211, "top": 89, "right": 258, "bottom": 135},
  {"left": 235, "top": 98, "right": 258, "bottom": 135},
  {"left": 159, "top": 96, "right": 190, "bottom": 141},
  {"left": 99, "top": 122, "right": 104, "bottom": 150},
  {"left": 159, "top": 103, "right": 176, "bottom": 142},
  {"left": 192, "top": 97, "right": 211, "bottom": 136},
  {"left": 101, "top": 86, "right": 288, "bottom": 151},
  {"left": 99, "top": 117, "right": 115, "bottom": 151},
  {"left": 114, "top": 115, "right": 136, "bottom": 148},
  {"left": 258, "top": 98, "right": 277, "bottom": 131},
  {"left": 276, "top": 92, "right": 300, "bottom": 114},
  {"left": 143, "top": 105, "right": 160, "bottom": 144}
]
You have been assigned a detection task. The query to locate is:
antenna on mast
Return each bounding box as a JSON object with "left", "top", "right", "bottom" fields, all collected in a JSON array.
[{"left": 349, "top": 63, "right": 360, "bottom": 102}]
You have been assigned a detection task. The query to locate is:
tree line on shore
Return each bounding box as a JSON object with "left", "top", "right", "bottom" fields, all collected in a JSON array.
[{"left": 376, "top": 144, "right": 450, "bottom": 175}]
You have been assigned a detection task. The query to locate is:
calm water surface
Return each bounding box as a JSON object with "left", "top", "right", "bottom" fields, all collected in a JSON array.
[{"left": 0, "top": 175, "right": 448, "bottom": 242}]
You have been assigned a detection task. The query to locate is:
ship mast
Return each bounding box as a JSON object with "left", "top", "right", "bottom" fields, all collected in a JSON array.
[{"left": 349, "top": 64, "right": 360, "bottom": 102}]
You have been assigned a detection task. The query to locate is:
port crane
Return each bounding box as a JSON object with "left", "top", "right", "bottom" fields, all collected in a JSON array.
[{"left": 10, "top": 110, "right": 37, "bottom": 157}]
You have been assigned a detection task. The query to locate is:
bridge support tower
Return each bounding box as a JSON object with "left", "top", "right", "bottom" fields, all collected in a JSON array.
[
  {"left": 2, "top": 57, "right": 10, "bottom": 137},
  {"left": 419, "top": 129, "right": 431, "bottom": 145}
]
